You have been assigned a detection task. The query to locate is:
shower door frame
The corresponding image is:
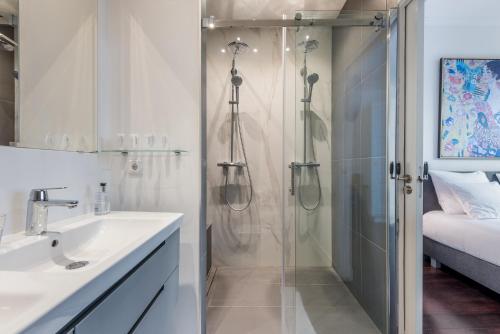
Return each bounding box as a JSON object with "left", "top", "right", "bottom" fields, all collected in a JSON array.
[
  {"left": 283, "top": 11, "right": 399, "bottom": 334},
  {"left": 200, "top": 11, "right": 399, "bottom": 334},
  {"left": 395, "top": 0, "right": 425, "bottom": 333}
]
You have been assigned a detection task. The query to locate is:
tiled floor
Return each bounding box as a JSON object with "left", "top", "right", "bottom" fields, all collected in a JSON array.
[{"left": 206, "top": 267, "right": 380, "bottom": 334}]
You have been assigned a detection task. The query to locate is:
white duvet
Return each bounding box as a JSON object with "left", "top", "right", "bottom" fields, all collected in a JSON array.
[{"left": 423, "top": 210, "right": 500, "bottom": 267}]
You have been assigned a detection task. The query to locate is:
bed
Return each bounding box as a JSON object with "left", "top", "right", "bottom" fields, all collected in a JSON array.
[{"left": 423, "top": 172, "right": 500, "bottom": 293}]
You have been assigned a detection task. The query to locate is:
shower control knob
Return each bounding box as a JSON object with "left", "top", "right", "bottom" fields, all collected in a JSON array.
[{"left": 404, "top": 185, "right": 413, "bottom": 195}]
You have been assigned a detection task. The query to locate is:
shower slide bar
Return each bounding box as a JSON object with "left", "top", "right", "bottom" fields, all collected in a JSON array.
[{"left": 202, "top": 14, "right": 385, "bottom": 29}]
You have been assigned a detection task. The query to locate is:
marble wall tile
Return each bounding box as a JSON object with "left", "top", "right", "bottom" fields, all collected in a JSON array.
[
  {"left": 207, "top": 27, "right": 332, "bottom": 268},
  {"left": 207, "top": 28, "right": 285, "bottom": 268}
]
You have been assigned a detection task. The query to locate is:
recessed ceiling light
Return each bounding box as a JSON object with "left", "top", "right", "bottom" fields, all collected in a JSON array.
[
  {"left": 221, "top": 49, "right": 226, "bottom": 53},
  {"left": 253, "top": 48, "right": 258, "bottom": 53},
  {"left": 286, "top": 47, "right": 290, "bottom": 52},
  {"left": 236, "top": 37, "right": 241, "bottom": 41},
  {"left": 306, "top": 35, "right": 310, "bottom": 40}
]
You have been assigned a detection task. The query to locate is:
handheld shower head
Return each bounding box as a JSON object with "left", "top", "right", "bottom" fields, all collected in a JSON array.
[
  {"left": 307, "top": 73, "right": 319, "bottom": 101},
  {"left": 231, "top": 75, "right": 243, "bottom": 87},
  {"left": 308, "top": 73, "right": 319, "bottom": 86}
]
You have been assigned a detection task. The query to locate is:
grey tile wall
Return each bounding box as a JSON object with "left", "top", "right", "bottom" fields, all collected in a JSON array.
[{"left": 331, "top": 2, "right": 389, "bottom": 331}]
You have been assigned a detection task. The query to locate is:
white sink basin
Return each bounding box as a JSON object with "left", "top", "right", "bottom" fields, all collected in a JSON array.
[
  {"left": 0, "top": 217, "right": 168, "bottom": 272},
  {"left": 0, "top": 212, "right": 182, "bottom": 334}
]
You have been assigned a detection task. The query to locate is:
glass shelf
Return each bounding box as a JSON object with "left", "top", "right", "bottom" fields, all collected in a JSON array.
[{"left": 99, "top": 149, "right": 188, "bottom": 155}]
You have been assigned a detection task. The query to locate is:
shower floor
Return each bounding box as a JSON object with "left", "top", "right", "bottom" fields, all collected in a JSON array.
[{"left": 206, "top": 267, "right": 380, "bottom": 334}]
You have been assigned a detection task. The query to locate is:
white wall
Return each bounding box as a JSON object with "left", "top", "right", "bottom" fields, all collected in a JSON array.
[
  {"left": 423, "top": 0, "right": 500, "bottom": 171},
  {"left": 0, "top": 146, "right": 103, "bottom": 235},
  {"left": 100, "top": 0, "right": 202, "bottom": 333}
]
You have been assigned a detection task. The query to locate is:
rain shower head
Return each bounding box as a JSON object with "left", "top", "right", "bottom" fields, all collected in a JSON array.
[
  {"left": 231, "top": 75, "right": 243, "bottom": 87},
  {"left": 227, "top": 40, "right": 249, "bottom": 56},
  {"left": 299, "top": 39, "right": 319, "bottom": 53}
]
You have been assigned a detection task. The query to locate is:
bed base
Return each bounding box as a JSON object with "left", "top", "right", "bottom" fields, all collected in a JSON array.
[{"left": 424, "top": 236, "right": 500, "bottom": 294}]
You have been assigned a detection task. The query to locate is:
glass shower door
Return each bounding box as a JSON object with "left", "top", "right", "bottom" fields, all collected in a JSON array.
[{"left": 283, "top": 10, "right": 396, "bottom": 334}]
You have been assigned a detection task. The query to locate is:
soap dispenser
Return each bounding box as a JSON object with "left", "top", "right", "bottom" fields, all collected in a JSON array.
[{"left": 94, "top": 182, "right": 111, "bottom": 215}]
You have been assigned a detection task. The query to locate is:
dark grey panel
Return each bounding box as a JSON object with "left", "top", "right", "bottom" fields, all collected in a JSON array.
[
  {"left": 345, "top": 231, "right": 362, "bottom": 300},
  {"left": 360, "top": 157, "right": 387, "bottom": 250},
  {"left": 361, "top": 237, "right": 387, "bottom": 333},
  {"left": 424, "top": 236, "right": 500, "bottom": 294},
  {"left": 361, "top": 64, "right": 387, "bottom": 158}
]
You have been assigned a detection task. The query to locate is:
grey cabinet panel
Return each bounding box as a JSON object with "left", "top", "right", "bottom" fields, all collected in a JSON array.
[
  {"left": 132, "top": 268, "right": 179, "bottom": 334},
  {"left": 75, "top": 231, "right": 180, "bottom": 334}
]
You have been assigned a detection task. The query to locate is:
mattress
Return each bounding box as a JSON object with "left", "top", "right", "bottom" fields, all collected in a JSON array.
[{"left": 423, "top": 211, "right": 500, "bottom": 267}]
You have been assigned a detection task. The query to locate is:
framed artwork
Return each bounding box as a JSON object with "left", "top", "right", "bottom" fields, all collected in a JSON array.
[{"left": 439, "top": 58, "right": 500, "bottom": 158}]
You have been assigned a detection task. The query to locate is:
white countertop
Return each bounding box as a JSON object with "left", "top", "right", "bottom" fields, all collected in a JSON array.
[{"left": 0, "top": 212, "right": 182, "bottom": 334}]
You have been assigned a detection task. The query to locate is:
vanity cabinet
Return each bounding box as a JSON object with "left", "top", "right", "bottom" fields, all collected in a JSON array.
[{"left": 61, "top": 230, "right": 180, "bottom": 334}]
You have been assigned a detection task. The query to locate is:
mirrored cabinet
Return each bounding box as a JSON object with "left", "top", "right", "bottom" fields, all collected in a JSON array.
[
  {"left": 0, "top": 0, "right": 98, "bottom": 153},
  {"left": 0, "top": 0, "right": 186, "bottom": 155}
]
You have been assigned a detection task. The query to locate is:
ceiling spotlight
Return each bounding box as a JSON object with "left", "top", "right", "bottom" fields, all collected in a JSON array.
[
  {"left": 208, "top": 16, "right": 215, "bottom": 29},
  {"left": 236, "top": 37, "right": 241, "bottom": 41},
  {"left": 252, "top": 48, "right": 258, "bottom": 53},
  {"left": 306, "top": 35, "right": 310, "bottom": 40},
  {"left": 221, "top": 49, "right": 226, "bottom": 53},
  {"left": 286, "top": 47, "right": 290, "bottom": 52}
]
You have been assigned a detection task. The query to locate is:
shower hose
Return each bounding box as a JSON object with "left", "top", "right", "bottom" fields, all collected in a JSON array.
[
  {"left": 223, "top": 102, "right": 254, "bottom": 212},
  {"left": 297, "top": 103, "right": 322, "bottom": 212}
]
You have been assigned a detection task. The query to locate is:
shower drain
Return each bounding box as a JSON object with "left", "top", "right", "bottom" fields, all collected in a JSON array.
[{"left": 65, "top": 261, "right": 89, "bottom": 270}]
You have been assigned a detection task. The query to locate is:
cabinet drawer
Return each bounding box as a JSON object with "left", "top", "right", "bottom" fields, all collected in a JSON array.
[
  {"left": 74, "top": 231, "right": 179, "bottom": 334},
  {"left": 131, "top": 268, "right": 179, "bottom": 334}
]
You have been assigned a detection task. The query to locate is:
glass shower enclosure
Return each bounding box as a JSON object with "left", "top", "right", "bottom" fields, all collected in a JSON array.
[
  {"left": 282, "top": 10, "right": 397, "bottom": 334},
  {"left": 203, "top": 8, "right": 398, "bottom": 334}
]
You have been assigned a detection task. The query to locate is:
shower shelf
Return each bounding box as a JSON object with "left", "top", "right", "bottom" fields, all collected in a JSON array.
[{"left": 99, "top": 149, "right": 189, "bottom": 156}]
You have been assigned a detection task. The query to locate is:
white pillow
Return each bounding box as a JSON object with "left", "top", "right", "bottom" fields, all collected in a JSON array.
[
  {"left": 449, "top": 182, "right": 500, "bottom": 220},
  {"left": 429, "top": 170, "right": 489, "bottom": 214}
]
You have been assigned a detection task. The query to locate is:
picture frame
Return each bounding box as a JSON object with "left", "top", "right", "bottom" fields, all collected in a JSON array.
[{"left": 439, "top": 58, "right": 500, "bottom": 158}]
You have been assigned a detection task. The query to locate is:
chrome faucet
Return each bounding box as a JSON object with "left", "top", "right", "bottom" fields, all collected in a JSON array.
[{"left": 26, "top": 187, "right": 79, "bottom": 236}]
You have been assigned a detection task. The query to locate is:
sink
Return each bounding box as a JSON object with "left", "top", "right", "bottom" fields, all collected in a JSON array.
[
  {"left": 0, "top": 217, "right": 168, "bottom": 272},
  {"left": 0, "top": 212, "right": 182, "bottom": 334}
]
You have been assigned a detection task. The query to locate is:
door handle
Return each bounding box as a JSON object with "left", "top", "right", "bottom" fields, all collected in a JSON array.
[
  {"left": 418, "top": 162, "right": 429, "bottom": 182},
  {"left": 389, "top": 162, "right": 401, "bottom": 180},
  {"left": 289, "top": 162, "right": 296, "bottom": 196},
  {"left": 397, "top": 174, "right": 412, "bottom": 183}
]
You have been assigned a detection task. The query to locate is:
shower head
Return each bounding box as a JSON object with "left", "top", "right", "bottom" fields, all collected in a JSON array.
[
  {"left": 227, "top": 40, "right": 249, "bottom": 56},
  {"left": 308, "top": 73, "right": 319, "bottom": 86},
  {"left": 307, "top": 73, "right": 319, "bottom": 101},
  {"left": 231, "top": 75, "right": 243, "bottom": 87},
  {"left": 299, "top": 39, "right": 319, "bottom": 53}
]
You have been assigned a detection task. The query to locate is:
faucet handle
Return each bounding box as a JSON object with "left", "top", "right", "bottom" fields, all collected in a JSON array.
[{"left": 29, "top": 187, "right": 68, "bottom": 201}]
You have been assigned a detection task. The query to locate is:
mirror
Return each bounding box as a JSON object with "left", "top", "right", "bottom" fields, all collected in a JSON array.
[{"left": 0, "top": 0, "right": 98, "bottom": 152}]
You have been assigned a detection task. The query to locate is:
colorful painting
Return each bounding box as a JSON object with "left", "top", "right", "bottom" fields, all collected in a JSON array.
[{"left": 439, "top": 58, "right": 500, "bottom": 158}]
